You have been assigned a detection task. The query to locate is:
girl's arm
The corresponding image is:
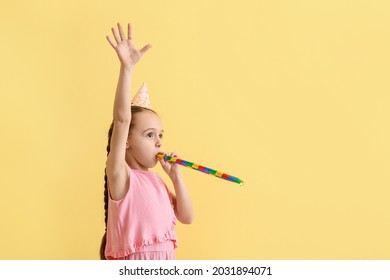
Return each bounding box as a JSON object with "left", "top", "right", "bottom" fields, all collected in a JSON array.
[
  {"left": 170, "top": 173, "right": 194, "bottom": 224},
  {"left": 106, "top": 66, "right": 133, "bottom": 201},
  {"left": 105, "top": 22, "right": 152, "bottom": 200},
  {"left": 159, "top": 152, "right": 194, "bottom": 224}
]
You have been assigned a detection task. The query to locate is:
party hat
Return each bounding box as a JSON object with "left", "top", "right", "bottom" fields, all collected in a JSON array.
[{"left": 131, "top": 82, "right": 152, "bottom": 109}]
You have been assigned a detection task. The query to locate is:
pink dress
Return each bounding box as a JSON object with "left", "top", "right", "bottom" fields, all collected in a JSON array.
[{"left": 105, "top": 165, "right": 177, "bottom": 260}]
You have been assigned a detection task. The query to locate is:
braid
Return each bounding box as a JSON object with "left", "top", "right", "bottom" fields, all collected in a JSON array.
[
  {"left": 99, "top": 106, "right": 158, "bottom": 260},
  {"left": 100, "top": 122, "right": 114, "bottom": 260}
]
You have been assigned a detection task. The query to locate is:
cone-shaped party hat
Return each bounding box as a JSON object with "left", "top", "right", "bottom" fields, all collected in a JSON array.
[{"left": 131, "top": 82, "right": 152, "bottom": 109}]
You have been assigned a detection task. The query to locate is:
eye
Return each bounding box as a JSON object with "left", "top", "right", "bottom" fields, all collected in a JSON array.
[
  {"left": 147, "top": 132, "right": 153, "bottom": 138},
  {"left": 159, "top": 134, "right": 164, "bottom": 139}
]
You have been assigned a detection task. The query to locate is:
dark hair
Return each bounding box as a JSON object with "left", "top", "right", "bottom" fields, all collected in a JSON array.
[{"left": 100, "top": 106, "right": 157, "bottom": 260}]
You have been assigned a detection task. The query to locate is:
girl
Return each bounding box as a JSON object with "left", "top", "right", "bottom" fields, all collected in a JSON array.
[{"left": 100, "top": 22, "right": 194, "bottom": 260}]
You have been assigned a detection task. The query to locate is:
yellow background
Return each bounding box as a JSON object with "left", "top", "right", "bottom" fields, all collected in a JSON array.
[{"left": 1, "top": 0, "right": 389, "bottom": 259}]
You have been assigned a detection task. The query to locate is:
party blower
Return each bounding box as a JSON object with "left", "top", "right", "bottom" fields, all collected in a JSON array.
[{"left": 156, "top": 153, "right": 244, "bottom": 186}]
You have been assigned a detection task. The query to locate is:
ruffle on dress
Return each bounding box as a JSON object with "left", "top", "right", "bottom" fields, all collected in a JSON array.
[
  {"left": 109, "top": 240, "right": 176, "bottom": 260},
  {"left": 106, "top": 215, "right": 177, "bottom": 259}
]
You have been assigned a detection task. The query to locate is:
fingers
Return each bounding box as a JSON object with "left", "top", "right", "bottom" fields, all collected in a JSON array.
[
  {"left": 106, "top": 35, "right": 116, "bottom": 49},
  {"left": 158, "top": 157, "right": 168, "bottom": 169},
  {"left": 118, "top": 22, "right": 126, "bottom": 41},
  {"left": 111, "top": 25, "right": 121, "bottom": 44},
  {"left": 139, "top": 44, "right": 152, "bottom": 55},
  {"left": 128, "top": 23, "right": 133, "bottom": 41},
  {"left": 106, "top": 22, "right": 153, "bottom": 57},
  {"left": 166, "top": 152, "right": 178, "bottom": 158},
  {"left": 106, "top": 22, "right": 129, "bottom": 48}
]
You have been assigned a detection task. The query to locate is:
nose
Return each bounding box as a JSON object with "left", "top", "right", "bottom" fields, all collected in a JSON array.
[{"left": 156, "top": 138, "right": 162, "bottom": 148}]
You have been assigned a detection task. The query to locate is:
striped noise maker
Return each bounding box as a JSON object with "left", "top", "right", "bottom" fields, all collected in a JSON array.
[{"left": 156, "top": 153, "right": 244, "bottom": 186}]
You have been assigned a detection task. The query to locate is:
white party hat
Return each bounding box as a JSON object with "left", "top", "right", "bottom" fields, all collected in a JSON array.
[{"left": 131, "top": 82, "right": 152, "bottom": 109}]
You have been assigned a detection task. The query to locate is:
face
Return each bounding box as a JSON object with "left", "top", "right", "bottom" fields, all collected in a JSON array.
[{"left": 127, "top": 110, "right": 164, "bottom": 170}]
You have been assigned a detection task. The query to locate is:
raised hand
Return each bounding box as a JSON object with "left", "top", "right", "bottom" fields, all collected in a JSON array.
[{"left": 106, "top": 22, "right": 152, "bottom": 69}]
